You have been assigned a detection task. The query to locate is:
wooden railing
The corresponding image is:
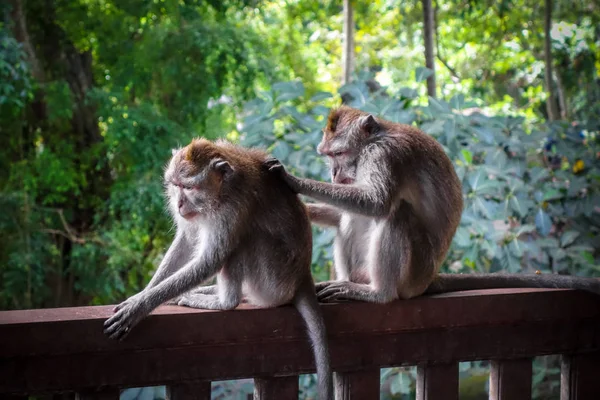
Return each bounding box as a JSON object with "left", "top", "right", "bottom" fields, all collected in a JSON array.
[{"left": 1, "top": 288, "right": 600, "bottom": 399}]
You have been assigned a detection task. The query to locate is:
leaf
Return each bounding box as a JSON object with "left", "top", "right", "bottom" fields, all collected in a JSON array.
[
  {"left": 510, "top": 195, "right": 535, "bottom": 218},
  {"left": 421, "top": 119, "right": 445, "bottom": 135},
  {"left": 529, "top": 167, "right": 550, "bottom": 185},
  {"left": 508, "top": 239, "right": 524, "bottom": 257},
  {"left": 454, "top": 227, "right": 471, "bottom": 247},
  {"left": 449, "top": 94, "right": 465, "bottom": 110},
  {"left": 485, "top": 147, "right": 508, "bottom": 168},
  {"left": 271, "top": 141, "right": 291, "bottom": 160},
  {"left": 415, "top": 66, "right": 434, "bottom": 82},
  {"left": 461, "top": 149, "right": 473, "bottom": 165},
  {"left": 560, "top": 231, "right": 580, "bottom": 248},
  {"left": 535, "top": 209, "right": 552, "bottom": 237},
  {"left": 309, "top": 91, "right": 333, "bottom": 102},
  {"left": 543, "top": 189, "right": 563, "bottom": 201},
  {"left": 428, "top": 97, "right": 450, "bottom": 114},
  {"left": 467, "top": 169, "right": 487, "bottom": 191}
]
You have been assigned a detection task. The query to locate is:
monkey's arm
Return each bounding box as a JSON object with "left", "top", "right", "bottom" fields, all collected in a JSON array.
[
  {"left": 293, "top": 178, "right": 391, "bottom": 217},
  {"left": 104, "top": 231, "right": 235, "bottom": 340},
  {"left": 266, "top": 158, "right": 392, "bottom": 217},
  {"left": 145, "top": 232, "right": 193, "bottom": 289},
  {"left": 306, "top": 203, "right": 342, "bottom": 227}
]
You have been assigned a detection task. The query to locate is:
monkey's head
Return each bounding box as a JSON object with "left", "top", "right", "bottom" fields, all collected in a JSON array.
[
  {"left": 164, "top": 138, "right": 236, "bottom": 220},
  {"left": 318, "top": 106, "right": 381, "bottom": 184}
]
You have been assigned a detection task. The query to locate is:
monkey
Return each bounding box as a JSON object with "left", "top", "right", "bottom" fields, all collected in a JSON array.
[
  {"left": 104, "top": 138, "right": 333, "bottom": 400},
  {"left": 265, "top": 105, "right": 600, "bottom": 304}
]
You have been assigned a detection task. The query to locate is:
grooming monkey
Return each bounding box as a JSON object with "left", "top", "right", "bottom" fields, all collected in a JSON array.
[
  {"left": 104, "top": 138, "right": 333, "bottom": 400},
  {"left": 266, "top": 106, "right": 600, "bottom": 303}
]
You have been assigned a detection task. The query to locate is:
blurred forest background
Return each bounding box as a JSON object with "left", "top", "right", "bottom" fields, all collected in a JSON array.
[{"left": 1, "top": 0, "right": 599, "bottom": 399}]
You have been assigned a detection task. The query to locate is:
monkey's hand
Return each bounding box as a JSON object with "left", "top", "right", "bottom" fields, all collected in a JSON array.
[
  {"left": 263, "top": 157, "right": 300, "bottom": 193},
  {"left": 104, "top": 296, "right": 150, "bottom": 341}
]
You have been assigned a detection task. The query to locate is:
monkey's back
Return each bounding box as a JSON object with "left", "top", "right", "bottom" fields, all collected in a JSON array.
[
  {"left": 374, "top": 122, "right": 463, "bottom": 262},
  {"left": 220, "top": 142, "right": 313, "bottom": 304}
]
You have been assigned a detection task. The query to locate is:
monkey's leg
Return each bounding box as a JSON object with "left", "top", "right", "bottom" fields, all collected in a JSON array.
[
  {"left": 190, "top": 285, "right": 217, "bottom": 295},
  {"left": 179, "top": 267, "right": 241, "bottom": 311},
  {"left": 315, "top": 232, "right": 352, "bottom": 293},
  {"left": 319, "top": 224, "right": 401, "bottom": 303}
]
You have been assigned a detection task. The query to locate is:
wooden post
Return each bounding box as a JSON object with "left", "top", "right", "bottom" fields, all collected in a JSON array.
[
  {"left": 334, "top": 370, "right": 380, "bottom": 399},
  {"left": 166, "top": 381, "right": 211, "bottom": 400},
  {"left": 254, "top": 376, "right": 298, "bottom": 400},
  {"left": 489, "top": 359, "right": 532, "bottom": 400},
  {"left": 416, "top": 363, "right": 458, "bottom": 400},
  {"left": 561, "top": 353, "right": 600, "bottom": 400}
]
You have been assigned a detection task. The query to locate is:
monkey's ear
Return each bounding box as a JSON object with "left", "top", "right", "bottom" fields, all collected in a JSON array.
[
  {"left": 212, "top": 159, "right": 234, "bottom": 176},
  {"left": 171, "top": 148, "right": 178, "bottom": 156},
  {"left": 359, "top": 114, "right": 380, "bottom": 135}
]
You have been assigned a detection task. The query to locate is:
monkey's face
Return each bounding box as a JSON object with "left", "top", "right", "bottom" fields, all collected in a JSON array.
[
  {"left": 164, "top": 141, "right": 233, "bottom": 220},
  {"left": 319, "top": 141, "right": 359, "bottom": 185}
]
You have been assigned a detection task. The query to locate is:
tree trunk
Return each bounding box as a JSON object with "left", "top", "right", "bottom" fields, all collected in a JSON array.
[
  {"left": 555, "top": 71, "right": 568, "bottom": 119},
  {"left": 423, "top": 0, "right": 436, "bottom": 98},
  {"left": 342, "top": 0, "right": 354, "bottom": 85},
  {"left": 544, "top": 0, "right": 559, "bottom": 121}
]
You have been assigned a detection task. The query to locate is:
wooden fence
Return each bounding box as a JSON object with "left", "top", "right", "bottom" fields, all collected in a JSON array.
[{"left": 1, "top": 288, "right": 600, "bottom": 399}]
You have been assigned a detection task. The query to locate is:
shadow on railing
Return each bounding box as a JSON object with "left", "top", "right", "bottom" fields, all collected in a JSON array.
[{"left": 1, "top": 288, "right": 600, "bottom": 399}]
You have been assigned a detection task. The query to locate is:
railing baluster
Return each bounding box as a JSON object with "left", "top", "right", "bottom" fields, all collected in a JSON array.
[
  {"left": 334, "top": 369, "right": 380, "bottom": 399},
  {"left": 561, "top": 353, "right": 600, "bottom": 400},
  {"left": 489, "top": 358, "right": 532, "bottom": 400},
  {"left": 166, "top": 381, "right": 211, "bottom": 400},
  {"left": 75, "top": 388, "right": 120, "bottom": 399},
  {"left": 416, "top": 363, "right": 458, "bottom": 400},
  {"left": 253, "top": 376, "right": 298, "bottom": 399}
]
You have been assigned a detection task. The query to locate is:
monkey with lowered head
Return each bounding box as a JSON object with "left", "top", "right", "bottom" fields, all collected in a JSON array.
[
  {"left": 104, "top": 138, "right": 333, "bottom": 400},
  {"left": 266, "top": 105, "right": 600, "bottom": 303}
]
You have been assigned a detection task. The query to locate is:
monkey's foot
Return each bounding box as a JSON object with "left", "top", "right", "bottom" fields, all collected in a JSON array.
[
  {"left": 314, "top": 280, "right": 337, "bottom": 292},
  {"left": 190, "top": 285, "right": 218, "bottom": 295},
  {"left": 104, "top": 298, "right": 149, "bottom": 341},
  {"left": 178, "top": 293, "right": 238, "bottom": 311},
  {"left": 317, "top": 281, "right": 372, "bottom": 303}
]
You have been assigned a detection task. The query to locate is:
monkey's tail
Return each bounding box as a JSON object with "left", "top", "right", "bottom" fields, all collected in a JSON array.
[
  {"left": 426, "top": 273, "right": 600, "bottom": 295},
  {"left": 293, "top": 282, "right": 333, "bottom": 400}
]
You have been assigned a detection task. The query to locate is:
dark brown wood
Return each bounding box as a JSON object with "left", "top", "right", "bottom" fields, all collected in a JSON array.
[
  {"left": 166, "top": 381, "right": 211, "bottom": 400},
  {"left": 253, "top": 376, "right": 298, "bottom": 399},
  {"left": 75, "top": 388, "right": 120, "bottom": 400},
  {"left": 334, "top": 370, "right": 379, "bottom": 399},
  {"left": 416, "top": 363, "right": 458, "bottom": 400},
  {"left": 560, "top": 353, "right": 600, "bottom": 400},
  {"left": 1, "top": 289, "right": 600, "bottom": 395},
  {"left": 489, "top": 359, "right": 532, "bottom": 400}
]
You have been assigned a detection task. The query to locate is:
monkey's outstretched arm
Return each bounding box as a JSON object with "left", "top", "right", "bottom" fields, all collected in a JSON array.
[
  {"left": 104, "top": 231, "right": 235, "bottom": 340},
  {"left": 265, "top": 158, "right": 392, "bottom": 217},
  {"left": 306, "top": 203, "right": 342, "bottom": 227},
  {"left": 293, "top": 177, "right": 391, "bottom": 217}
]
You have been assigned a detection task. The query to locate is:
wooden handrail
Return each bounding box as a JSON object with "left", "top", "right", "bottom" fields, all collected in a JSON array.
[{"left": 1, "top": 288, "right": 600, "bottom": 398}]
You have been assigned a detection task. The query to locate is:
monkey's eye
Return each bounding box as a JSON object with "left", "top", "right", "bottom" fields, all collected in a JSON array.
[{"left": 331, "top": 151, "right": 346, "bottom": 157}]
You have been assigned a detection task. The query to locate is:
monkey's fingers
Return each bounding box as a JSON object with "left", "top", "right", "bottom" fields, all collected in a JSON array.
[
  {"left": 263, "top": 157, "right": 281, "bottom": 167},
  {"left": 315, "top": 281, "right": 335, "bottom": 292},
  {"left": 104, "top": 313, "right": 135, "bottom": 341},
  {"left": 113, "top": 301, "right": 129, "bottom": 312}
]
